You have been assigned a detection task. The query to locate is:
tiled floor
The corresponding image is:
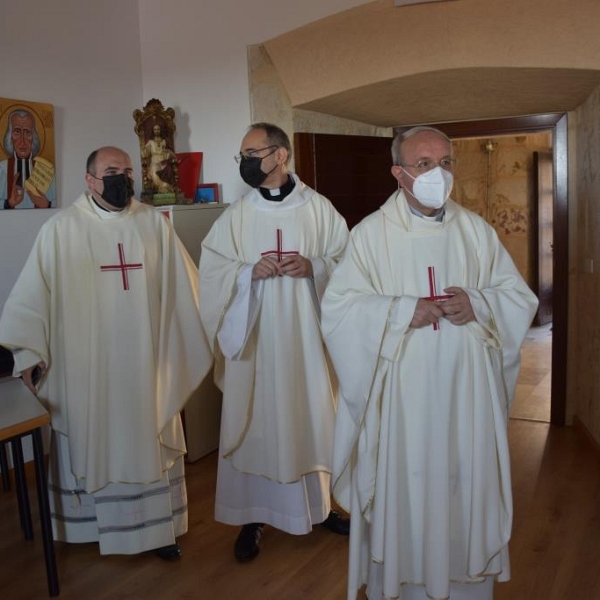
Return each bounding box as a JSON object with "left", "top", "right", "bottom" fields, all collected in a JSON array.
[{"left": 510, "top": 322, "right": 552, "bottom": 423}]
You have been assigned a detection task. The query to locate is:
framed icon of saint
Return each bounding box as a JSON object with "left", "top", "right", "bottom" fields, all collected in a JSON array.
[{"left": 0, "top": 97, "right": 56, "bottom": 210}]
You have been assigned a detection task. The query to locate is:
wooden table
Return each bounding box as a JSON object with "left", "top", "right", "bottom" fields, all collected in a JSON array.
[{"left": 0, "top": 376, "right": 59, "bottom": 596}]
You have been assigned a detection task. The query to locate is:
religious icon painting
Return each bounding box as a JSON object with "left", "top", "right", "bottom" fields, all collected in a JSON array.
[{"left": 0, "top": 97, "right": 56, "bottom": 210}]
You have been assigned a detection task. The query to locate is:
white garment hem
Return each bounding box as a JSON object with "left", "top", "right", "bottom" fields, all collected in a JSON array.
[{"left": 215, "top": 503, "right": 328, "bottom": 535}]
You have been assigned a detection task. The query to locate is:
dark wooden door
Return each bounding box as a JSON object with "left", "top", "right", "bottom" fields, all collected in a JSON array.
[
  {"left": 533, "top": 151, "right": 554, "bottom": 325},
  {"left": 294, "top": 132, "right": 396, "bottom": 229}
]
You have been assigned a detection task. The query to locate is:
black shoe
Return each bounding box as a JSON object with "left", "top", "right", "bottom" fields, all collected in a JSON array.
[
  {"left": 321, "top": 510, "right": 350, "bottom": 536},
  {"left": 154, "top": 542, "right": 181, "bottom": 561},
  {"left": 234, "top": 523, "right": 264, "bottom": 562}
]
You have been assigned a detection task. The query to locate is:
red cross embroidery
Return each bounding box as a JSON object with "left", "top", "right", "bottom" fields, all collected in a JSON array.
[
  {"left": 100, "top": 243, "right": 143, "bottom": 291},
  {"left": 423, "top": 266, "right": 453, "bottom": 331},
  {"left": 260, "top": 229, "right": 298, "bottom": 262}
]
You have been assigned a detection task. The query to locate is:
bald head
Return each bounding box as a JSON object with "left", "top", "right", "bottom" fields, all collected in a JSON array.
[
  {"left": 85, "top": 146, "right": 134, "bottom": 211},
  {"left": 86, "top": 146, "right": 132, "bottom": 177}
]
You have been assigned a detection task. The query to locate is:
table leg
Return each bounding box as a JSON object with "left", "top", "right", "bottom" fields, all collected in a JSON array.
[
  {"left": 32, "top": 428, "right": 59, "bottom": 597},
  {"left": 11, "top": 437, "right": 33, "bottom": 540},
  {"left": 0, "top": 441, "right": 10, "bottom": 490}
]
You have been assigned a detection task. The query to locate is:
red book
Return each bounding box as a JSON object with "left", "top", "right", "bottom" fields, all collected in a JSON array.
[{"left": 176, "top": 152, "right": 203, "bottom": 200}]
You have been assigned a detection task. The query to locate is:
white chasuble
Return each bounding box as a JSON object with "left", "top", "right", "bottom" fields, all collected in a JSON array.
[
  {"left": 199, "top": 176, "right": 349, "bottom": 533},
  {"left": 321, "top": 191, "right": 538, "bottom": 600},
  {"left": 0, "top": 194, "right": 213, "bottom": 552}
]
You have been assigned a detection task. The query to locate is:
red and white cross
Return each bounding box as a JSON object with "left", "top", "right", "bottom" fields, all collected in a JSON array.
[
  {"left": 100, "top": 243, "right": 143, "bottom": 291},
  {"left": 424, "top": 266, "right": 453, "bottom": 331},
  {"left": 260, "top": 228, "right": 298, "bottom": 262}
]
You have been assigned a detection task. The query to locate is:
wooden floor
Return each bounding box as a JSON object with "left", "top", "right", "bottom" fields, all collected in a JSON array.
[
  {"left": 2, "top": 324, "right": 600, "bottom": 599},
  {"left": 510, "top": 322, "right": 552, "bottom": 423}
]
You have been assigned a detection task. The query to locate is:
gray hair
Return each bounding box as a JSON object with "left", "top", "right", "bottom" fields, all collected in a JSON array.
[
  {"left": 391, "top": 126, "right": 451, "bottom": 166},
  {"left": 248, "top": 122, "right": 292, "bottom": 165},
  {"left": 3, "top": 109, "right": 40, "bottom": 157}
]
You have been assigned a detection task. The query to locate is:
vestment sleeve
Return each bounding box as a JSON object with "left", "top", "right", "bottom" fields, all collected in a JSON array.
[
  {"left": 198, "top": 207, "right": 250, "bottom": 352},
  {"left": 0, "top": 224, "right": 52, "bottom": 365},
  {"left": 322, "top": 225, "right": 404, "bottom": 510},
  {"left": 464, "top": 224, "right": 539, "bottom": 402},
  {"left": 311, "top": 197, "right": 349, "bottom": 300},
  {"left": 217, "top": 266, "right": 263, "bottom": 359},
  {"left": 322, "top": 227, "right": 402, "bottom": 426}
]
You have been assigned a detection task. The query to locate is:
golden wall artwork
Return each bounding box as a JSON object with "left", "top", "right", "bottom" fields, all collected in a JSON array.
[{"left": 451, "top": 133, "right": 552, "bottom": 286}]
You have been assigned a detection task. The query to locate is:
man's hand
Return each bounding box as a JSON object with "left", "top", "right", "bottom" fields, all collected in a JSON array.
[
  {"left": 279, "top": 254, "right": 313, "bottom": 278},
  {"left": 252, "top": 255, "right": 313, "bottom": 280},
  {"left": 28, "top": 189, "right": 51, "bottom": 208},
  {"left": 8, "top": 185, "right": 25, "bottom": 208},
  {"left": 252, "top": 256, "right": 282, "bottom": 280},
  {"left": 21, "top": 361, "right": 46, "bottom": 395},
  {"left": 410, "top": 298, "right": 445, "bottom": 329},
  {"left": 438, "top": 287, "right": 475, "bottom": 326}
]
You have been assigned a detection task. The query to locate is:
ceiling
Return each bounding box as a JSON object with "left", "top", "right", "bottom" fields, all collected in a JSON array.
[{"left": 294, "top": 67, "right": 600, "bottom": 128}]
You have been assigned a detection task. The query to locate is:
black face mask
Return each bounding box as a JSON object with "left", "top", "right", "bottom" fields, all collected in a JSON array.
[
  {"left": 239, "top": 153, "right": 278, "bottom": 188},
  {"left": 98, "top": 173, "right": 134, "bottom": 208}
]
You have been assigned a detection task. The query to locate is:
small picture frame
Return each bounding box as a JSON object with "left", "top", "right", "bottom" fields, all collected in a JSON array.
[{"left": 195, "top": 183, "right": 220, "bottom": 203}]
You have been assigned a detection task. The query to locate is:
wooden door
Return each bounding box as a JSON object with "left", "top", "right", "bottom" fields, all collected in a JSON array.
[
  {"left": 294, "top": 132, "right": 396, "bottom": 229},
  {"left": 533, "top": 151, "right": 554, "bottom": 325}
]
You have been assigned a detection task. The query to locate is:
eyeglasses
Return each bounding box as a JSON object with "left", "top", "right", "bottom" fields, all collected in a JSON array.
[
  {"left": 400, "top": 157, "right": 456, "bottom": 172},
  {"left": 234, "top": 145, "right": 278, "bottom": 163}
]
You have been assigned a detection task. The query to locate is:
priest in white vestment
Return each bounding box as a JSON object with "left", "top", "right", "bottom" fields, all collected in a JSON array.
[
  {"left": 199, "top": 123, "right": 350, "bottom": 562},
  {"left": 321, "top": 127, "right": 539, "bottom": 600},
  {"left": 0, "top": 147, "right": 212, "bottom": 558}
]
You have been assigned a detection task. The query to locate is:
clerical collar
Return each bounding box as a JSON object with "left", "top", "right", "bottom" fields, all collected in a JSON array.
[
  {"left": 14, "top": 155, "right": 32, "bottom": 182},
  {"left": 88, "top": 193, "right": 123, "bottom": 219},
  {"left": 258, "top": 175, "right": 295, "bottom": 201},
  {"left": 92, "top": 198, "right": 111, "bottom": 212},
  {"left": 408, "top": 203, "right": 445, "bottom": 222}
]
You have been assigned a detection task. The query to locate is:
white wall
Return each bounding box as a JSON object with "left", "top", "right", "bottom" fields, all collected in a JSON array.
[
  {"left": 138, "top": 0, "right": 371, "bottom": 203},
  {"left": 0, "top": 0, "right": 369, "bottom": 309},
  {"left": 0, "top": 0, "right": 143, "bottom": 306}
]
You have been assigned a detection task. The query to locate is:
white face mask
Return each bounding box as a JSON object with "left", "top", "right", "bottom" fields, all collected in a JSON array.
[{"left": 402, "top": 166, "right": 453, "bottom": 209}]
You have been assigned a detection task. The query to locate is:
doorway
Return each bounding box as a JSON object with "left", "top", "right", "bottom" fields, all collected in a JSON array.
[
  {"left": 448, "top": 132, "right": 553, "bottom": 423},
  {"left": 432, "top": 114, "right": 568, "bottom": 427},
  {"left": 295, "top": 113, "right": 568, "bottom": 426}
]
